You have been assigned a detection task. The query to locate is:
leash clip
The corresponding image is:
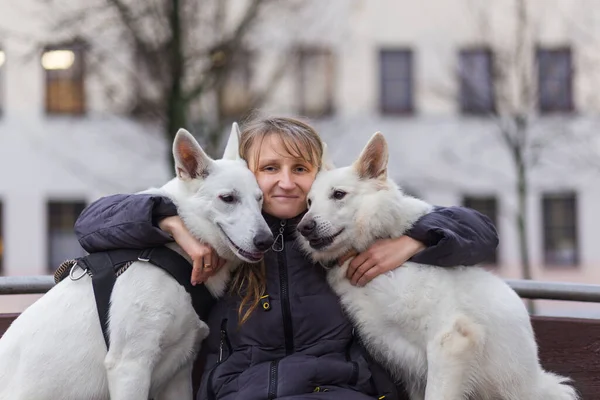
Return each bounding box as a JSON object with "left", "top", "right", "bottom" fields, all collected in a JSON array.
[
  {"left": 138, "top": 249, "right": 153, "bottom": 262},
  {"left": 69, "top": 263, "right": 88, "bottom": 281}
]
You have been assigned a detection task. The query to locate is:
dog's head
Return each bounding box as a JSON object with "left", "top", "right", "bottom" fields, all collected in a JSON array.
[
  {"left": 297, "top": 132, "right": 430, "bottom": 263},
  {"left": 167, "top": 123, "right": 274, "bottom": 264}
]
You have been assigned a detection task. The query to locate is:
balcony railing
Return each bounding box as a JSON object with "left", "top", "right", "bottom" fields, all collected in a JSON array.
[
  {"left": 1, "top": 276, "right": 600, "bottom": 398},
  {"left": 3, "top": 275, "right": 600, "bottom": 302}
]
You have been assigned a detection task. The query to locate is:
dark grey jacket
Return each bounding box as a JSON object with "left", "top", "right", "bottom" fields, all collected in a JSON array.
[{"left": 74, "top": 194, "right": 499, "bottom": 399}]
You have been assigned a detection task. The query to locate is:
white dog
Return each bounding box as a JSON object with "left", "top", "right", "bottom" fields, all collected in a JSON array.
[
  {"left": 297, "top": 132, "right": 578, "bottom": 400},
  {"left": 0, "top": 124, "right": 273, "bottom": 400}
]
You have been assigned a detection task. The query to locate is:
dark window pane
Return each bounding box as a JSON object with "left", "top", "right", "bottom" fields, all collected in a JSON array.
[
  {"left": 537, "top": 48, "right": 573, "bottom": 113},
  {"left": 459, "top": 49, "right": 494, "bottom": 114},
  {"left": 47, "top": 201, "right": 87, "bottom": 272},
  {"left": 297, "top": 47, "right": 335, "bottom": 117},
  {"left": 380, "top": 50, "right": 413, "bottom": 114},
  {"left": 219, "top": 50, "right": 253, "bottom": 118},
  {"left": 542, "top": 192, "right": 578, "bottom": 266}
]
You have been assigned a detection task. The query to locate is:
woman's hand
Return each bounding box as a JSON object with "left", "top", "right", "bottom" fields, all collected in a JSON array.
[
  {"left": 338, "top": 236, "right": 426, "bottom": 287},
  {"left": 159, "top": 216, "right": 227, "bottom": 285}
]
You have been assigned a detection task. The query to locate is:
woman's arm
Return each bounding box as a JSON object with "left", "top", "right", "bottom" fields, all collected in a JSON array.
[
  {"left": 343, "top": 205, "right": 499, "bottom": 286},
  {"left": 405, "top": 206, "right": 499, "bottom": 267},
  {"left": 75, "top": 193, "right": 227, "bottom": 284},
  {"left": 74, "top": 194, "right": 178, "bottom": 252}
]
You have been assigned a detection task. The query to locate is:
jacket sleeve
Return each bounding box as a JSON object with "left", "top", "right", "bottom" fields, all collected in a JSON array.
[
  {"left": 404, "top": 206, "right": 499, "bottom": 267},
  {"left": 74, "top": 194, "right": 178, "bottom": 253}
]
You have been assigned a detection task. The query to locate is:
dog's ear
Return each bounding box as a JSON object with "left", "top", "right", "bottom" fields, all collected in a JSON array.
[
  {"left": 222, "top": 122, "right": 241, "bottom": 161},
  {"left": 321, "top": 142, "right": 336, "bottom": 171},
  {"left": 173, "top": 128, "right": 213, "bottom": 180},
  {"left": 353, "top": 132, "right": 388, "bottom": 180}
]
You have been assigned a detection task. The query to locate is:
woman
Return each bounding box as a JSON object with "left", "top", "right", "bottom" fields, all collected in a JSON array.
[{"left": 74, "top": 117, "right": 498, "bottom": 399}]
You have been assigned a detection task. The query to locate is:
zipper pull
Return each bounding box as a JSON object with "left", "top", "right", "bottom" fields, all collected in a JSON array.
[{"left": 272, "top": 220, "right": 286, "bottom": 252}]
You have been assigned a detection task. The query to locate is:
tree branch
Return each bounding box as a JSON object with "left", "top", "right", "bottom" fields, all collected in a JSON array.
[
  {"left": 105, "top": 0, "right": 163, "bottom": 64},
  {"left": 248, "top": 51, "right": 294, "bottom": 108},
  {"left": 183, "top": 0, "right": 267, "bottom": 102}
]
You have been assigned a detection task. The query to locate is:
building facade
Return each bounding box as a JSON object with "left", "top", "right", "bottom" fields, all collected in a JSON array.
[{"left": 1, "top": 0, "right": 599, "bottom": 316}]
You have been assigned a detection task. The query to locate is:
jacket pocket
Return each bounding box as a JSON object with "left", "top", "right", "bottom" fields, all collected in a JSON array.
[{"left": 206, "top": 319, "right": 232, "bottom": 400}]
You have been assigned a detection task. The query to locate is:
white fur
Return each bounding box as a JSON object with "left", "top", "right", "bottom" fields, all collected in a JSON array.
[
  {"left": 0, "top": 123, "right": 272, "bottom": 400},
  {"left": 298, "top": 132, "right": 579, "bottom": 400}
]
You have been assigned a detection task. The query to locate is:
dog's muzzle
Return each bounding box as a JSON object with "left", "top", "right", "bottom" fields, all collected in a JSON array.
[{"left": 305, "top": 228, "right": 345, "bottom": 250}]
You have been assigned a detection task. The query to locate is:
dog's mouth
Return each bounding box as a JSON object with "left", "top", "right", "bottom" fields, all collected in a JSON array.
[
  {"left": 308, "top": 228, "right": 345, "bottom": 251},
  {"left": 217, "top": 224, "right": 264, "bottom": 263}
]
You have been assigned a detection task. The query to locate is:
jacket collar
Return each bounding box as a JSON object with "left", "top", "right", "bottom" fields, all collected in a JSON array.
[
  {"left": 262, "top": 211, "right": 306, "bottom": 239},
  {"left": 262, "top": 211, "right": 339, "bottom": 268}
]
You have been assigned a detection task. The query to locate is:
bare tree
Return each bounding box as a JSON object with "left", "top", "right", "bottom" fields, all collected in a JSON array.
[
  {"left": 36, "top": 0, "right": 300, "bottom": 162},
  {"left": 432, "top": 0, "right": 600, "bottom": 314}
]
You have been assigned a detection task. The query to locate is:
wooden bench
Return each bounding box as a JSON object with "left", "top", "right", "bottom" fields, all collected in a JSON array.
[{"left": 1, "top": 314, "right": 599, "bottom": 398}]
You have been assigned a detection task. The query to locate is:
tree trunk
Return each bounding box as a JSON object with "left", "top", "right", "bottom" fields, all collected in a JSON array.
[
  {"left": 166, "top": 94, "right": 187, "bottom": 167},
  {"left": 515, "top": 132, "right": 536, "bottom": 314},
  {"left": 165, "top": 0, "right": 187, "bottom": 168}
]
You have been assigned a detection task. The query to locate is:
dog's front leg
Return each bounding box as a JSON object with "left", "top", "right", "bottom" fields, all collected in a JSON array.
[
  {"left": 105, "top": 354, "right": 155, "bottom": 400},
  {"left": 155, "top": 363, "right": 194, "bottom": 400},
  {"left": 423, "top": 317, "right": 483, "bottom": 400}
]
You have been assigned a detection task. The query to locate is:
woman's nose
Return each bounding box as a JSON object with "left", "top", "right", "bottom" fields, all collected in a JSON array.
[{"left": 277, "top": 170, "right": 295, "bottom": 190}]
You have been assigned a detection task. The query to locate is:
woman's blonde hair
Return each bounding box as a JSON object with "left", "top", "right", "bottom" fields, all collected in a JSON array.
[{"left": 229, "top": 116, "right": 324, "bottom": 325}]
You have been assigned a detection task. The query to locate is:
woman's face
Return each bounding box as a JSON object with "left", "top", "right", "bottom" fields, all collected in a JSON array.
[{"left": 247, "top": 134, "right": 318, "bottom": 220}]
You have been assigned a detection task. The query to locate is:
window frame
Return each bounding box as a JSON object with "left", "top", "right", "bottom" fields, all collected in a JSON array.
[
  {"left": 536, "top": 47, "right": 574, "bottom": 114},
  {"left": 43, "top": 41, "right": 87, "bottom": 116},
  {"left": 379, "top": 48, "right": 414, "bottom": 115}
]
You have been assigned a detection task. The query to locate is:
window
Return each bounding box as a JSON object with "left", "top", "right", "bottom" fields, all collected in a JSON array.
[
  {"left": 463, "top": 196, "right": 499, "bottom": 265},
  {"left": 459, "top": 48, "right": 494, "bottom": 114},
  {"left": 537, "top": 48, "right": 573, "bottom": 113},
  {"left": 0, "top": 201, "right": 3, "bottom": 275},
  {"left": 47, "top": 201, "right": 87, "bottom": 272},
  {"left": 43, "top": 41, "right": 86, "bottom": 115},
  {"left": 0, "top": 48, "right": 5, "bottom": 115},
  {"left": 297, "top": 47, "right": 335, "bottom": 117},
  {"left": 542, "top": 192, "right": 578, "bottom": 267},
  {"left": 219, "top": 50, "right": 253, "bottom": 118},
  {"left": 380, "top": 49, "right": 413, "bottom": 114}
]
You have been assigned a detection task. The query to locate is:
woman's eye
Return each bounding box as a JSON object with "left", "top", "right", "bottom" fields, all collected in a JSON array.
[
  {"left": 219, "top": 194, "right": 235, "bottom": 203},
  {"left": 332, "top": 190, "right": 347, "bottom": 200}
]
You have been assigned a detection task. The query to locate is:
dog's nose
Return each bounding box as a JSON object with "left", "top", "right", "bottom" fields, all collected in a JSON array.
[
  {"left": 298, "top": 219, "right": 316, "bottom": 237},
  {"left": 253, "top": 231, "right": 275, "bottom": 252}
]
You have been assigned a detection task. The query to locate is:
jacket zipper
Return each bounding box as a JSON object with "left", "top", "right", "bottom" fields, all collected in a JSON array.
[
  {"left": 206, "top": 319, "right": 231, "bottom": 400},
  {"left": 345, "top": 329, "right": 359, "bottom": 386},
  {"left": 267, "top": 359, "right": 280, "bottom": 399},
  {"left": 276, "top": 221, "right": 294, "bottom": 355}
]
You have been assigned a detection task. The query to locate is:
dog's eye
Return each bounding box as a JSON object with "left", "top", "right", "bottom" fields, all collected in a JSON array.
[
  {"left": 219, "top": 194, "right": 235, "bottom": 204},
  {"left": 332, "top": 190, "right": 347, "bottom": 200},
  {"left": 307, "top": 198, "right": 312, "bottom": 208}
]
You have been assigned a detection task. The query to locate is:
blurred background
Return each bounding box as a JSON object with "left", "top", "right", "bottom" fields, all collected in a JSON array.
[{"left": 0, "top": 0, "right": 599, "bottom": 317}]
